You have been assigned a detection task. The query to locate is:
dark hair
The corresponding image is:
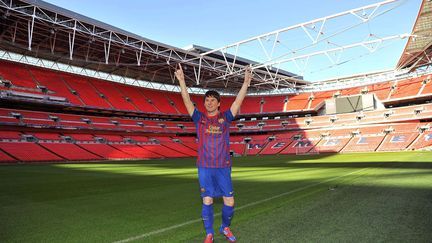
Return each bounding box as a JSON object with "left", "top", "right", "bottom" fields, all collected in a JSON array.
[{"left": 204, "top": 90, "right": 220, "bottom": 103}]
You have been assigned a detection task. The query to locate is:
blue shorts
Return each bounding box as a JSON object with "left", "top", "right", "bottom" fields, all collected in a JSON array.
[{"left": 198, "top": 167, "right": 234, "bottom": 198}]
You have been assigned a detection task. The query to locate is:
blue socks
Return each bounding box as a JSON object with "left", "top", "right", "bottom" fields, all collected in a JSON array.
[
  {"left": 202, "top": 204, "right": 214, "bottom": 235},
  {"left": 221, "top": 204, "right": 234, "bottom": 228},
  {"left": 202, "top": 204, "right": 235, "bottom": 234}
]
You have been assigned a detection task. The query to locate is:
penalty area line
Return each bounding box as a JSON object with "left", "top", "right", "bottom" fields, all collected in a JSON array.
[{"left": 113, "top": 167, "right": 369, "bottom": 243}]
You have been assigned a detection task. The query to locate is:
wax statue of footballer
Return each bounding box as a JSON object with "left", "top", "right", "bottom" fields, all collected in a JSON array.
[{"left": 175, "top": 64, "right": 252, "bottom": 243}]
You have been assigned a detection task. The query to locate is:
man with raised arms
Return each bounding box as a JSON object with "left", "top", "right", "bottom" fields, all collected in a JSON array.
[{"left": 175, "top": 64, "right": 252, "bottom": 243}]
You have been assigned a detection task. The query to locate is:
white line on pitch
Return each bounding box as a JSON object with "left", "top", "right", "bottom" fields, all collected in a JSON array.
[{"left": 113, "top": 167, "right": 369, "bottom": 243}]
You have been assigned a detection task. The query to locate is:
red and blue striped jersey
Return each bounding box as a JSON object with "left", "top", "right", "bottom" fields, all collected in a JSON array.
[{"left": 192, "top": 108, "right": 234, "bottom": 168}]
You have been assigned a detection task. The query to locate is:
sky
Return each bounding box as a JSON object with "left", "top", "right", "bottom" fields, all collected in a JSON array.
[{"left": 42, "top": 0, "right": 422, "bottom": 82}]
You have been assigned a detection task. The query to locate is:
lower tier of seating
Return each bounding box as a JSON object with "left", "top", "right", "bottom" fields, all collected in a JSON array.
[
  {"left": 0, "top": 142, "right": 63, "bottom": 161},
  {"left": 40, "top": 143, "right": 102, "bottom": 160},
  {"left": 0, "top": 121, "right": 430, "bottom": 162},
  {"left": 0, "top": 131, "right": 199, "bottom": 162}
]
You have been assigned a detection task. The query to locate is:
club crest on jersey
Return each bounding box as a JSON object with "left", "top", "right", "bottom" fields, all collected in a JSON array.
[
  {"left": 206, "top": 124, "right": 222, "bottom": 134},
  {"left": 218, "top": 118, "right": 225, "bottom": 124}
]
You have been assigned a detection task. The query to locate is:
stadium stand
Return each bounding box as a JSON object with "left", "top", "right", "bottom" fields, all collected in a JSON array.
[
  {"left": 1, "top": 0, "right": 432, "bottom": 167},
  {"left": 356, "top": 125, "right": 387, "bottom": 135},
  {"left": 259, "top": 133, "right": 294, "bottom": 155},
  {"left": 76, "top": 143, "right": 134, "bottom": 159},
  {"left": 39, "top": 143, "right": 102, "bottom": 161},
  {"left": 165, "top": 92, "right": 189, "bottom": 114},
  {"left": 420, "top": 76, "right": 432, "bottom": 95},
  {"left": 279, "top": 138, "right": 319, "bottom": 154},
  {"left": 89, "top": 78, "right": 138, "bottom": 111},
  {"left": 57, "top": 114, "right": 94, "bottom": 128},
  {"left": 0, "top": 148, "right": 16, "bottom": 163},
  {"left": 115, "top": 85, "right": 160, "bottom": 113},
  {"left": 174, "top": 136, "right": 198, "bottom": 151},
  {"left": 229, "top": 136, "right": 247, "bottom": 156},
  {"left": 310, "top": 91, "right": 333, "bottom": 110},
  {"left": 156, "top": 137, "right": 197, "bottom": 156},
  {"left": 0, "top": 131, "right": 22, "bottom": 140},
  {"left": 368, "top": 82, "right": 392, "bottom": 101},
  {"left": 28, "top": 65, "right": 85, "bottom": 105},
  {"left": 141, "top": 89, "right": 178, "bottom": 114},
  {"left": 314, "top": 137, "right": 352, "bottom": 153},
  {"left": 377, "top": 132, "right": 419, "bottom": 152},
  {"left": 0, "top": 142, "right": 63, "bottom": 161},
  {"left": 285, "top": 93, "right": 310, "bottom": 111},
  {"left": 409, "top": 131, "right": 432, "bottom": 150},
  {"left": 124, "top": 135, "right": 150, "bottom": 143},
  {"left": 341, "top": 135, "right": 385, "bottom": 153},
  {"left": 262, "top": 95, "right": 286, "bottom": 113},
  {"left": 0, "top": 61, "right": 39, "bottom": 90},
  {"left": 240, "top": 96, "right": 262, "bottom": 114},
  {"left": 62, "top": 74, "right": 113, "bottom": 108},
  {"left": 2, "top": 59, "right": 432, "bottom": 118},
  {"left": 390, "top": 77, "right": 424, "bottom": 99},
  {"left": 97, "top": 135, "right": 125, "bottom": 142},
  {"left": 0, "top": 109, "right": 21, "bottom": 125},
  {"left": 245, "top": 135, "right": 270, "bottom": 155},
  {"left": 340, "top": 86, "right": 362, "bottom": 96},
  {"left": 110, "top": 144, "right": 164, "bottom": 159},
  {"left": 189, "top": 94, "right": 206, "bottom": 112},
  {"left": 69, "top": 134, "right": 96, "bottom": 141},
  {"left": 2, "top": 59, "right": 432, "bottom": 163},
  {"left": 31, "top": 132, "right": 62, "bottom": 140},
  {"left": 230, "top": 143, "right": 246, "bottom": 156},
  {"left": 139, "top": 143, "right": 188, "bottom": 158}
]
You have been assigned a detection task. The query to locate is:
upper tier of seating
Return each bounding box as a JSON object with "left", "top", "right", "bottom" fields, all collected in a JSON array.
[{"left": 1, "top": 60, "right": 432, "bottom": 115}]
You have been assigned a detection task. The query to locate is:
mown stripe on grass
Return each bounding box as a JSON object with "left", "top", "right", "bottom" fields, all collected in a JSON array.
[{"left": 113, "top": 167, "right": 369, "bottom": 243}]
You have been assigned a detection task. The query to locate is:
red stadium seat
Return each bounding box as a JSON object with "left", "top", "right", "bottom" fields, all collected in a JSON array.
[
  {"left": 341, "top": 135, "right": 385, "bottom": 153},
  {"left": 89, "top": 78, "right": 138, "bottom": 111},
  {"left": 409, "top": 132, "right": 432, "bottom": 150},
  {"left": 377, "top": 132, "right": 419, "bottom": 152},
  {"left": 110, "top": 144, "right": 164, "bottom": 159},
  {"left": 116, "top": 85, "right": 160, "bottom": 113},
  {"left": 262, "top": 95, "right": 286, "bottom": 113},
  {"left": 0, "top": 61, "right": 39, "bottom": 90},
  {"left": 285, "top": 93, "right": 310, "bottom": 111},
  {"left": 0, "top": 149, "right": 16, "bottom": 163},
  {"left": 77, "top": 143, "right": 133, "bottom": 159},
  {"left": 390, "top": 77, "right": 423, "bottom": 99},
  {"left": 240, "top": 96, "right": 262, "bottom": 114},
  {"left": 40, "top": 143, "right": 101, "bottom": 160},
  {"left": 0, "top": 142, "right": 63, "bottom": 161},
  {"left": 29, "top": 66, "right": 84, "bottom": 105},
  {"left": 62, "top": 74, "right": 112, "bottom": 108}
]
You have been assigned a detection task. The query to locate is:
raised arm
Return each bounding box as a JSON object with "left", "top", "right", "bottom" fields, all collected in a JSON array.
[
  {"left": 230, "top": 66, "right": 252, "bottom": 117},
  {"left": 175, "top": 64, "right": 195, "bottom": 116}
]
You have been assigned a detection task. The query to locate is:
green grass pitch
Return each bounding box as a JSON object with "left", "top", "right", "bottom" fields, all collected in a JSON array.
[{"left": 1, "top": 151, "right": 432, "bottom": 242}]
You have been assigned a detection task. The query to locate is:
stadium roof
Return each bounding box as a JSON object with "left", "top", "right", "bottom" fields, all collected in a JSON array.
[
  {"left": 397, "top": 0, "right": 432, "bottom": 71},
  {"left": 186, "top": 44, "right": 301, "bottom": 80},
  {"left": 0, "top": 0, "right": 305, "bottom": 93}
]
